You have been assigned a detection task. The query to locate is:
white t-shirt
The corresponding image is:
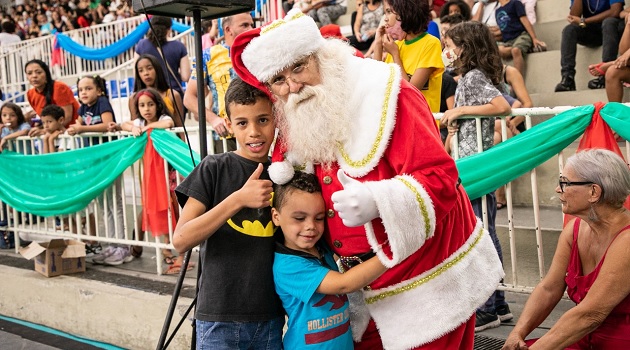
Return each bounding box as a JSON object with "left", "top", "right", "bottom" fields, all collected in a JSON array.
[
  {"left": 0, "top": 33, "right": 22, "bottom": 46},
  {"left": 133, "top": 114, "right": 173, "bottom": 127},
  {"left": 472, "top": 1, "right": 499, "bottom": 27}
]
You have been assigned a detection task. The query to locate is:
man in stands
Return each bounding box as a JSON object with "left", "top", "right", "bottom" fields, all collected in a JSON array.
[
  {"left": 231, "top": 9, "right": 504, "bottom": 349},
  {"left": 555, "top": 0, "right": 623, "bottom": 92},
  {"left": 0, "top": 20, "right": 22, "bottom": 47},
  {"left": 183, "top": 12, "right": 253, "bottom": 154}
]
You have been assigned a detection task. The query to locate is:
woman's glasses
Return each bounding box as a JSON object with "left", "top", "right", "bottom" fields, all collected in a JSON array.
[{"left": 558, "top": 178, "right": 594, "bottom": 193}]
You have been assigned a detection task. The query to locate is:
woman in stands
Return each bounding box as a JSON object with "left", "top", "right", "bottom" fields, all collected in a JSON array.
[
  {"left": 129, "top": 54, "right": 184, "bottom": 129},
  {"left": 348, "top": 0, "right": 383, "bottom": 52},
  {"left": 502, "top": 149, "right": 630, "bottom": 349},
  {"left": 134, "top": 16, "right": 190, "bottom": 102},
  {"left": 24, "top": 59, "right": 79, "bottom": 137}
]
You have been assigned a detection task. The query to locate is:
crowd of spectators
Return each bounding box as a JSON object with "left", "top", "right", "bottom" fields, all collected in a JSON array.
[{"left": 0, "top": 0, "right": 134, "bottom": 43}]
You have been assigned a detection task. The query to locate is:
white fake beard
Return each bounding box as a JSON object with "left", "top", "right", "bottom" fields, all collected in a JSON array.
[{"left": 275, "top": 53, "right": 350, "bottom": 165}]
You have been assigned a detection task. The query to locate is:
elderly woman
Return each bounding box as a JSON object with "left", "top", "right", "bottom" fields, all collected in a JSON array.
[{"left": 502, "top": 148, "right": 630, "bottom": 350}]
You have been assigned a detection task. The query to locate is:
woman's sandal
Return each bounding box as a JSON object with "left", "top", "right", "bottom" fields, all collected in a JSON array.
[
  {"left": 165, "top": 262, "right": 194, "bottom": 275},
  {"left": 588, "top": 62, "right": 606, "bottom": 77},
  {"left": 496, "top": 202, "right": 507, "bottom": 210}
]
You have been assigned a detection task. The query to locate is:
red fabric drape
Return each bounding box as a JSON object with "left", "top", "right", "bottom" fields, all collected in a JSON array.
[
  {"left": 563, "top": 102, "right": 630, "bottom": 226},
  {"left": 142, "top": 130, "right": 176, "bottom": 236}
]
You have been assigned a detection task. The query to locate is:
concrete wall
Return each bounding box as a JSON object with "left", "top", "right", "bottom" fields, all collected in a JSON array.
[{"left": 0, "top": 265, "right": 193, "bottom": 350}]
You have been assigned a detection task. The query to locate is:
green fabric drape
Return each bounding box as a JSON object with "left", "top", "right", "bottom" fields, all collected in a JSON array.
[
  {"left": 150, "top": 130, "right": 200, "bottom": 176},
  {"left": 0, "top": 135, "right": 147, "bottom": 216},
  {"left": 1, "top": 104, "right": 629, "bottom": 217},
  {"left": 456, "top": 105, "right": 594, "bottom": 200},
  {"left": 0, "top": 130, "right": 200, "bottom": 217}
]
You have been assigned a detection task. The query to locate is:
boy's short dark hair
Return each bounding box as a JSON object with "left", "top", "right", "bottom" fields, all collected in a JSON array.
[
  {"left": 40, "top": 105, "right": 65, "bottom": 120},
  {"left": 224, "top": 77, "right": 272, "bottom": 120},
  {"left": 273, "top": 171, "right": 322, "bottom": 211},
  {"left": 440, "top": 13, "right": 466, "bottom": 26},
  {"left": 1, "top": 20, "right": 16, "bottom": 34}
]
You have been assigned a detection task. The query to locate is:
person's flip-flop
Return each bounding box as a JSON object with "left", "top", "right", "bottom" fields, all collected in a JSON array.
[
  {"left": 165, "top": 262, "right": 194, "bottom": 275},
  {"left": 163, "top": 256, "right": 176, "bottom": 265},
  {"left": 496, "top": 202, "right": 507, "bottom": 210},
  {"left": 588, "top": 62, "right": 606, "bottom": 77}
]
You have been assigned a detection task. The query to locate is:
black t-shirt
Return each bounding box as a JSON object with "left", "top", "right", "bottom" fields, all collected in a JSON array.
[
  {"left": 175, "top": 152, "right": 284, "bottom": 322},
  {"left": 440, "top": 72, "right": 457, "bottom": 113}
]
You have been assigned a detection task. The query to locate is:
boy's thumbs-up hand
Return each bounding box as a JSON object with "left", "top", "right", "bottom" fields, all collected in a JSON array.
[
  {"left": 331, "top": 170, "right": 379, "bottom": 227},
  {"left": 239, "top": 163, "right": 273, "bottom": 209}
]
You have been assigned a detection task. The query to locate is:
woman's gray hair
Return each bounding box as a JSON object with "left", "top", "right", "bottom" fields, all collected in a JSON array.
[{"left": 566, "top": 149, "right": 630, "bottom": 207}]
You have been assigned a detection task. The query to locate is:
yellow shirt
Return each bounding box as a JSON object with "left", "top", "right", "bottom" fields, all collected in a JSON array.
[{"left": 386, "top": 33, "right": 444, "bottom": 113}]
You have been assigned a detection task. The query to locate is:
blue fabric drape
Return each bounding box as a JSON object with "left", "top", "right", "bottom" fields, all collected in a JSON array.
[
  {"left": 55, "top": 20, "right": 193, "bottom": 61},
  {"left": 56, "top": 21, "right": 150, "bottom": 61}
]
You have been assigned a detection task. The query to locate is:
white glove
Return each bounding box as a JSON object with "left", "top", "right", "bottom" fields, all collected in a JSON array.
[{"left": 331, "top": 169, "right": 379, "bottom": 227}]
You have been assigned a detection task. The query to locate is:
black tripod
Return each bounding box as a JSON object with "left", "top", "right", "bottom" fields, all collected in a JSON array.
[{"left": 155, "top": 7, "right": 208, "bottom": 350}]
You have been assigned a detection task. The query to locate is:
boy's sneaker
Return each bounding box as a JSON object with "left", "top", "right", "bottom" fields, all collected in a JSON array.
[
  {"left": 103, "top": 247, "right": 134, "bottom": 266},
  {"left": 91, "top": 246, "right": 116, "bottom": 264},
  {"left": 475, "top": 310, "right": 501, "bottom": 332},
  {"left": 85, "top": 243, "right": 103, "bottom": 258},
  {"left": 496, "top": 304, "right": 513, "bottom": 322}
]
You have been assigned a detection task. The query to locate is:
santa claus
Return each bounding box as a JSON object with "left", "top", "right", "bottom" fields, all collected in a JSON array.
[{"left": 231, "top": 9, "right": 504, "bottom": 350}]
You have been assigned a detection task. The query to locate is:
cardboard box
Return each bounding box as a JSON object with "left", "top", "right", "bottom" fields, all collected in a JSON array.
[{"left": 19, "top": 239, "right": 86, "bottom": 277}]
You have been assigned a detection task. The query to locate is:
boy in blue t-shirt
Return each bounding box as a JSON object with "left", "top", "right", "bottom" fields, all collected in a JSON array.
[
  {"left": 495, "top": 0, "right": 545, "bottom": 76},
  {"left": 271, "top": 171, "right": 387, "bottom": 349},
  {"left": 174, "top": 77, "right": 284, "bottom": 349}
]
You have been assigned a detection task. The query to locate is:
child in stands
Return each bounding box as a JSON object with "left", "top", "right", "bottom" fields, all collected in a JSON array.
[
  {"left": 0, "top": 102, "right": 31, "bottom": 154},
  {"left": 41, "top": 104, "right": 97, "bottom": 244},
  {"left": 173, "top": 77, "right": 284, "bottom": 348},
  {"left": 41, "top": 104, "right": 69, "bottom": 153},
  {"left": 71, "top": 75, "right": 128, "bottom": 265},
  {"left": 272, "top": 171, "right": 387, "bottom": 349},
  {"left": 440, "top": 21, "right": 512, "bottom": 332},
  {"left": 67, "top": 75, "right": 115, "bottom": 145},
  {"left": 115, "top": 88, "right": 187, "bottom": 274},
  {"left": 374, "top": 0, "right": 444, "bottom": 113}
]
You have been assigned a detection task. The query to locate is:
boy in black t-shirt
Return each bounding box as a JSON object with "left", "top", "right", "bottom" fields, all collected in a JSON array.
[{"left": 173, "top": 77, "right": 284, "bottom": 349}]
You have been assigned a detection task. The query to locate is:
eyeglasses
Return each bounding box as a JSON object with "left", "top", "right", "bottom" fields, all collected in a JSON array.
[
  {"left": 558, "top": 178, "right": 594, "bottom": 193},
  {"left": 267, "top": 56, "right": 312, "bottom": 94}
]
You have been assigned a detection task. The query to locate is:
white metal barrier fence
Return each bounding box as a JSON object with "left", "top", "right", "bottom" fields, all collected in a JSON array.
[{"left": 0, "top": 126, "right": 231, "bottom": 275}]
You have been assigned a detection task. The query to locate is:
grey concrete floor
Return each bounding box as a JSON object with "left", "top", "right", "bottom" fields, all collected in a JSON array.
[{"left": 0, "top": 205, "right": 575, "bottom": 349}]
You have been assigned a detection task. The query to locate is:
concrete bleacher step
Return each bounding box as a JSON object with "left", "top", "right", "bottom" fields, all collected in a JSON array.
[
  {"left": 524, "top": 47, "right": 603, "bottom": 94},
  {"left": 535, "top": 0, "right": 567, "bottom": 24},
  {"left": 533, "top": 20, "right": 565, "bottom": 51},
  {"left": 529, "top": 89, "right": 630, "bottom": 108}
]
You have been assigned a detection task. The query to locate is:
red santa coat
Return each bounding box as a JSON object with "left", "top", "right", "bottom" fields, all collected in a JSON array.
[{"left": 274, "top": 55, "right": 504, "bottom": 349}]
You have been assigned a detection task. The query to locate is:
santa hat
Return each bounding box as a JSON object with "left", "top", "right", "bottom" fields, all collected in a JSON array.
[
  {"left": 231, "top": 9, "right": 325, "bottom": 184},
  {"left": 231, "top": 9, "right": 326, "bottom": 84}
]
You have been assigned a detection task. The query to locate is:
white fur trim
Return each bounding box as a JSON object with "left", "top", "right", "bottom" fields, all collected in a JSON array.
[
  {"left": 335, "top": 56, "right": 401, "bottom": 178},
  {"left": 362, "top": 220, "right": 504, "bottom": 349},
  {"left": 362, "top": 175, "right": 436, "bottom": 268},
  {"left": 268, "top": 160, "right": 294, "bottom": 185},
  {"left": 241, "top": 9, "right": 326, "bottom": 83}
]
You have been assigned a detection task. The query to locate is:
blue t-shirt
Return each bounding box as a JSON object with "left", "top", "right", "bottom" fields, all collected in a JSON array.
[
  {"left": 78, "top": 95, "right": 115, "bottom": 126},
  {"left": 273, "top": 243, "right": 353, "bottom": 349},
  {"left": 570, "top": 0, "right": 624, "bottom": 17},
  {"left": 427, "top": 21, "right": 440, "bottom": 40},
  {"left": 1, "top": 122, "right": 32, "bottom": 154},
  {"left": 78, "top": 95, "right": 115, "bottom": 146},
  {"left": 496, "top": 0, "right": 527, "bottom": 41}
]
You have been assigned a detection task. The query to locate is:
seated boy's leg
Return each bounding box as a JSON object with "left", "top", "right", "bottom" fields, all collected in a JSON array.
[
  {"left": 196, "top": 317, "right": 284, "bottom": 350},
  {"left": 511, "top": 32, "right": 533, "bottom": 74}
]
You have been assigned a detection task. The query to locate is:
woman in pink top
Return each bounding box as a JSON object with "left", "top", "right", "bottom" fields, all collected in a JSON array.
[{"left": 503, "top": 148, "right": 630, "bottom": 350}]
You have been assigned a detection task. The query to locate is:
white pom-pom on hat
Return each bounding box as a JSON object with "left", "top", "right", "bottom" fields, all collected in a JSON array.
[{"left": 269, "top": 160, "right": 295, "bottom": 185}]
